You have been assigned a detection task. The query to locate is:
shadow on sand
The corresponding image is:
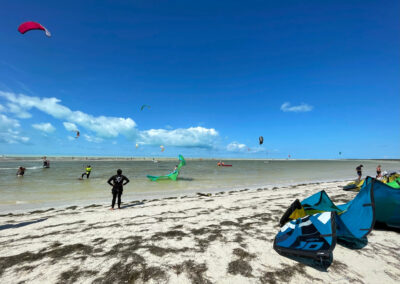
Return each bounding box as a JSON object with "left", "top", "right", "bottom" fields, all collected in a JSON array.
[
  {"left": 337, "top": 236, "right": 368, "bottom": 250},
  {"left": 0, "top": 218, "right": 47, "bottom": 231},
  {"left": 277, "top": 252, "right": 333, "bottom": 272},
  {"left": 120, "top": 202, "right": 145, "bottom": 209},
  {"left": 374, "top": 222, "right": 400, "bottom": 233}
]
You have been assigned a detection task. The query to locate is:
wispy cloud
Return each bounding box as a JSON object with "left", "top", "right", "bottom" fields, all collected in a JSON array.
[
  {"left": 138, "top": 127, "right": 218, "bottom": 148},
  {"left": 63, "top": 122, "right": 78, "bottom": 132},
  {"left": 227, "top": 142, "right": 247, "bottom": 152},
  {"left": 32, "top": 122, "right": 56, "bottom": 133},
  {"left": 84, "top": 134, "right": 103, "bottom": 143},
  {"left": 0, "top": 114, "right": 29, "bottom": 144},
  {"left": 280, "top": 102, "right": 313, "bottom": 112},
  {"left": 6, "top": 103, "right": 31, "bottom": 118}
]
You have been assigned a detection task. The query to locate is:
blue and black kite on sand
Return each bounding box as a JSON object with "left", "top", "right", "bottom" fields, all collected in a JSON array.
[{"left": 274, "top": 177, "right": 400, "bottom": 262}]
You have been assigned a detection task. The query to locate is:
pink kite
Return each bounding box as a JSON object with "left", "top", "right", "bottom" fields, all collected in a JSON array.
[{"left": 18, "top": 21, "right": 51, "bottom": 37}]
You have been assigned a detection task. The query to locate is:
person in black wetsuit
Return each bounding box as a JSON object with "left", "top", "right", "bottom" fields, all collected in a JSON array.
[
  {"left": 16, "top": 166, "right": 26, "bottom": 176},
  {"left": 356, "top": 165, "right": 363, "bottom": 182},
  {"left": 107, "top": 169, "right": 130, "bottom": 209}
]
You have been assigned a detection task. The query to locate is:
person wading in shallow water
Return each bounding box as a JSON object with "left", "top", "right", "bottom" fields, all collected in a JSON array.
[
  {"left": 81, "top": 165, "right": 92, "bottom": 179},
  {"left": 356, "top": 165, "right": 363, "bottom": 182},
  {"left": 107, "top": 169, "right": 130, "bottom": 209}
]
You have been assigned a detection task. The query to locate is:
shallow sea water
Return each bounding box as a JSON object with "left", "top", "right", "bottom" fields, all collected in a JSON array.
[{"left": 0, "top": 158, "right": 399, "bottom": 212}]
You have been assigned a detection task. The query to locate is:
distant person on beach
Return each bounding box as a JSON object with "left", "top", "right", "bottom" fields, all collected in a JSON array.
[
  {"left": 376, "top": 165, "right": 382, "bottom": 178},
  {"left": 43, "top": 157, "right": 50, "bottom": 168},
  {"left": 356, "top": 165, "right": 363, "bottom": 182},
  {"left": 81, "top": 165, "right": 92, "bottom": 179},
  {"left": 107, "top": 169, "right": 130, "bottom": 209},
  {"left": 16, "top": 166, "right": 26, "bottom": 176}
]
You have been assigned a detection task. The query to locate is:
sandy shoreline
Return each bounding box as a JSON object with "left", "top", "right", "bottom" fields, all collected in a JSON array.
[{"left": 1, "top": 181, "right": 399, "bottom": 283}]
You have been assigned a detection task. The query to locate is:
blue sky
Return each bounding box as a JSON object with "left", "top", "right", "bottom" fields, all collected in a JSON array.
[{"left": 0, "top": 0, "right": 399, "bottom": 158}]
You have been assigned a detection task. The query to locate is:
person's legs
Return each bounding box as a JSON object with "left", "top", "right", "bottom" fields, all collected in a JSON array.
[
  {"left": 81, "top": 172, "right": 85, "bottom": 178},
  {"left": 111, "top": 191, "right": 117, "bottom": 208},
  {"left": 117, "top": 191, "right": 122, "bottom": 208},
  {"left": 86, "top": 172, "right": 90, "bottom": 179}
]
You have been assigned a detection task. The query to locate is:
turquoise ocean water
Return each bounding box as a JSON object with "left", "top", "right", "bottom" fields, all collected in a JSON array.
[{"left": 0, "top": 158, "right": 399, "bottom": 212}]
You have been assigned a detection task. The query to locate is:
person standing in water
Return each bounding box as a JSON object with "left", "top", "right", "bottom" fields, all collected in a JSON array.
[
  {"left": 16, "top": 166, "right": 26, "bottom": 176},
  {"left": 376, "top": 165, "right": 382, "bottom": 178},
  {"left": 107, "top": 169, "right": 130, "bottom": 209},
  {"left": 43, "top": 156, "right": 50, "bottom": 168},
  {"left": 81, "top": 165, "right": 92, "bottom": 179},
  {"left": 356, "top": 165, "right": 363, "bottom": 182}
]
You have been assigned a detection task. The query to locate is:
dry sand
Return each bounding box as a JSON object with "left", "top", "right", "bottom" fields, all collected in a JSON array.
[{"left": 0, "top": 181, "right": 399, "bottom": 283}]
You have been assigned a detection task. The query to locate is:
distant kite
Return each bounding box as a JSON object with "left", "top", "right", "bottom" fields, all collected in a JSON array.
[
  {"left": 140, "top": 105, "right": 151, "bottom": 111},
  {"left": 259, "top": 136, "right": 264, "bottom": 145},
  {"left": 339, "top": 152, "right": 342, "bottom": 155},
  {"left": 160, "top": 145, "right": 165, "bottom": 152},
  {"left": 18, "top": 21, "right": 51, "bottom": 37},
  {"left": 75, "top": 131, "right": 80, "bottom": 138},
  {"left": 136, "top": 143, "right": 139, "bottom": 149}
]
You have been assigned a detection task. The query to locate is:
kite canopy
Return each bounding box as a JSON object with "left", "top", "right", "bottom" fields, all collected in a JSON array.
[
  {"left": 259, "top": 136, "right": 263, "bottom": 145},
  {"left": 274, "top": 212, "right": 337, "bottom": 260},
  {"left": 18, "top": 21, "right": 51, "bottom": 37},
  {"left": 280, "top": 182, "right": 375, "bottom": 240},
  {"left": 160, "top": 145, "right": 165, "bottom": 152},
  {"left": 147, "top": 155, "right": 186, "bottom": 181},
  {"left": 75, "top": 131, "right": 80, "bottom": 138},
  {"left": 140, "top": 105, "right": 150, "bottom": 111},
  {"left": 135, "top": 143, "right": 139, "bottom": 149}
]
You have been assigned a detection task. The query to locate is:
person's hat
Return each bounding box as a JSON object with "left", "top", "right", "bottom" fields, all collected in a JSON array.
[{"left": 360, "top": 165, "right": 363, "bottom": 167}]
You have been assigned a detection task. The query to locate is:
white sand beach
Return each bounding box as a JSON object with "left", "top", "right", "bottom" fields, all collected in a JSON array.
[{"left": 1, "top": 181, "right": 399, "bottom": 283}]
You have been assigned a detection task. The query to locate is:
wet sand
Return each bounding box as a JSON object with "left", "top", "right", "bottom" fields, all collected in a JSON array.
[{"left": 0, "top": 181, "right": 399, "bottom": 283}]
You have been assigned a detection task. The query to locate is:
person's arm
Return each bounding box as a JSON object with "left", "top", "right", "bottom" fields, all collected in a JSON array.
[
  {"left": 107, "top": 176, "right": 114, "bottom": 186},
  {"left": 123, "top": 176, "right": 130, "bottom": 185}
]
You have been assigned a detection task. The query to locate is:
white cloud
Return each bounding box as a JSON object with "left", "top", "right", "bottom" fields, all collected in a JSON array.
[
  {"left": 63, "top": 122, "right": 78, "bottom": 132},
  {"left": 6, "top": 103, "right": 31, "bottom": 118},
  {"left": 138, "top": 127, "right": 218, "bottom": 148},
  {"left": 0, "top": 91, "right": 136, "bottom": 138},
  {"left": 0, "top": 114, "right": 29, "bottom": 144},
  {"left": 0, "top": 104, "right": 5, "bottom": 112},
  {"left": 227, "top": 142, "right": 248, "bottom": 152},
  {"left": 32, "top": 122, "right": 55, "bottom": 133},
  {"left": 0, "top": 114, "right": 20, "bottom": 130},
  {"left": 84, "top": 134, "right": 103, "bottom": 143},
  {"left": 0, "top": 91, "right": 220, "bottom": 148},
  {"left": 67, "top": 136, "right": 75, "bottom": 141},
  {"left": 280, "top": 102, "right": 313, "bottom": 112}
]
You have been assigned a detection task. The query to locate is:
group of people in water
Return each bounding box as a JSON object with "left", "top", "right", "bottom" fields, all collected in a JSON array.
[
  {"left": 356, "top": 164, "right": 383, "bottom": 181},
  {"left": 14, "top": 157, "right": 387, "bottom": 209},
  {"left": 15, "top": 157, "right": 131, "bottom": 209}
]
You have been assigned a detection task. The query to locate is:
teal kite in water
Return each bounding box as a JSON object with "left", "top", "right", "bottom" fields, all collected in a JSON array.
[{"left": 147, "top": 155, "right": 186, "bottom": 181}]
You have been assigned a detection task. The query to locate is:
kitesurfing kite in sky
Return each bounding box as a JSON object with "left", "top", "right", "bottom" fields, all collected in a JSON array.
[
  {"left": 18, "top": 21, "right": 51, "bottom": 37},
  {"left": 75, "top": 131, "right": 80, "bottom": 139},
  {"left": 160, "top": 145, "right": 165, "bottom": 152},
  {"left": 259, "top": 136, "right": 264, "bottom": 145},
  {"left": 140, "top": 105, "right": 150, "bottom": 111}
]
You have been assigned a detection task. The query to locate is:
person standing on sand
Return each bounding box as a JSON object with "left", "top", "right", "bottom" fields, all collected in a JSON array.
[
  {"left": 107, "top": 169, "right": 130, "bottom": 209},
  {"left": 376, "top": 165, "right": 382, "bottom": 178},
  {"left": 356, "top": 165, "right": 363, "bottom": 182}
]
